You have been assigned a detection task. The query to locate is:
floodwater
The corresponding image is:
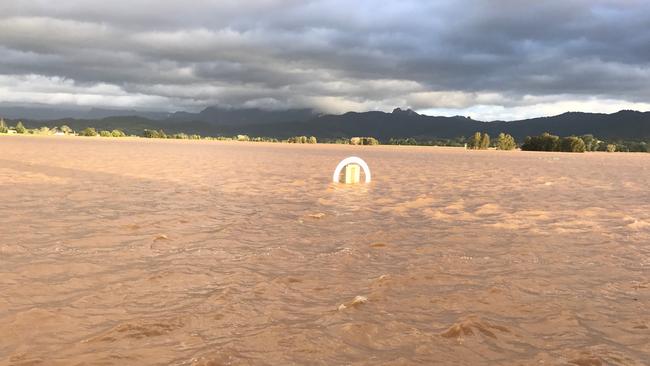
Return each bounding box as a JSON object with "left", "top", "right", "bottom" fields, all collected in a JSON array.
[{"left": 1, "top": 136, "right": 648, "bottom": 365}]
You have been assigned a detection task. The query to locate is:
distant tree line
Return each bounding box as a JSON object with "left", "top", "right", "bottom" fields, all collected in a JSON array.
[
  {"left": 604, "top": 140, "right": 649, "bottom": 152},
  {"left": 464, "top": 132, "right": 517, "bottom": 150},
  {"left": 350, "top": 137, "right": 379, "bottom": 145},
  {"left": 520, "top": 132, "right": 623, "bottom": 153},
  {"left": 141, "top": 129, "right": 200, "bottom": 140},
  {"left": 387, "top": 136, "right": 468, "bottom": 147},
  {"left": 3, "top": 118, "right": 650, "bottom": 153},
  {"left": 382, "top": 131, "right": 645, "bottom": 153},
  {"left": 287, "top": 136, "right": 317, "bottom": 144},
  {"left": 79, "top": 127, "right": 128, "bottom": 137},
  {"left": 521, "top": 133, "right": 586, "bottom": 152},
  {"left": 0, "top": 119, "right": 133, "bottom": 138},
  {"left": 0, "top": 120, "right": 128, "bottom": 137}
]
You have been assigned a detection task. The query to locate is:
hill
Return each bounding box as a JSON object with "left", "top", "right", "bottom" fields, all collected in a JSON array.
[{"left": 4, "top": 106, "right": 650, "bottom": 140}]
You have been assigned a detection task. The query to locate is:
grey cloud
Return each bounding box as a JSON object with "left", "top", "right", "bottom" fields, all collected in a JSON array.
[{"left": 1, "top": 0, "right": 650, "bottom": 115}]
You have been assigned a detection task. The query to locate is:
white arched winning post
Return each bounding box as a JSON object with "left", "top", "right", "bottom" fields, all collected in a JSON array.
[{"left": 332, "top": 156, "right": 372, "bottom": 183}]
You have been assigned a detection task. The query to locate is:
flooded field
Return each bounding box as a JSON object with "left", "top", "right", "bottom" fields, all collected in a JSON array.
[{"left": 1, "top": 136, "right": 649, "bottom": 365}]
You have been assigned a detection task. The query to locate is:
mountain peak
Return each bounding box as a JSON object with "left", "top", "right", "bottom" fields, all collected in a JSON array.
[{"left": 392, "top": 108, "right": 419, "bottom": 116}]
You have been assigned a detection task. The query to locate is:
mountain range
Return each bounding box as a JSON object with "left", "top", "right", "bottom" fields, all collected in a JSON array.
[{"left": 2, "top": 105, "right": 650, "bottom": 141}]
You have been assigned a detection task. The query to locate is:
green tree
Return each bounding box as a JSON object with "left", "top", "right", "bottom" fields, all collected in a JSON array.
[
  {"left": 143, "top": 129, "right": 159, "bottom": 138},
  {"left": 60, "top": 125, "right": 73, "bottom": 134},
  {"left": 623, "top": 141, "right": 649, "bottom": 152},
  {"left": 468, "top": 132, "right": 482, "bottom": 149},
  {"left": 365, "top": 137, "right": 379, "bottom": 145},
  {"left": 496, "top": 133, "right": 516, "bottom": 150},
  {"left": 308, "top": 136, "right": 318, "bottom": 144},
  {"left": 15, "top": 121, "right": 26, "bottom": 134},
  {"left": 351, "top": 136, "right": 379, "bottom": 145},
  {"left": 521, "top": 132, "right": 560, "bottom": 151},
  {"left": 99, "top": 130, "right": 111, "bottom": 137},
  {"left": 606, "top": 144, "right": 616, "bottom": 153},
  {"left": 388, "top": 137, "right": 417, "bottom": 145},
  {"left": 580, "top": 134, "right": 600, "bottom": 151},
  {"left": 80, "top": 127, "right": 98, "bottom": 136},
  {"left": 288, "top": 135, "right": 311, "bottom": 143},
  {"left": 111, "top": 129, "right": 126, "bottom": 137},
  {"left": 559, "top": 136, "right": 586, "bottom": 152},
  {"left": 542, "top": 133, "right": 560, "bottom": 151},
  {"left": 0, "top": 118, "right": 7, "bottom": 133},
  {"left": 522, "top": 133, "right": 585, "bottom": 152},
  {"left": 479, "top": 133, "right": 490, "bottom": 149}
]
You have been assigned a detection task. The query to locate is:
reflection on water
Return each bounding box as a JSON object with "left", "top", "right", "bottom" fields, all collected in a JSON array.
[{"left": 1, "top": 136, "right": 649, "bottom": 365}]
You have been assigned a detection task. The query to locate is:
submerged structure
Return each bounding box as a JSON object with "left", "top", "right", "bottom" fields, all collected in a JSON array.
[{"left": 332, "top": 156, "right": 371, "bottom": 184}]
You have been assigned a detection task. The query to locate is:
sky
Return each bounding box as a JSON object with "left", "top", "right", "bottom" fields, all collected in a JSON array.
[{"left": 1, "top": 0, "right": 650, "bottom": 120}]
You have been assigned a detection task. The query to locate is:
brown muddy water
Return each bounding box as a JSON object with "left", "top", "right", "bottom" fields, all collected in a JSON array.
[{"left": 0, "top": 136, "right": 649, "bottom": 365}]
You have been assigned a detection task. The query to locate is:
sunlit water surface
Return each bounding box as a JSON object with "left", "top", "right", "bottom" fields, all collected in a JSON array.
[{"left": 1, "top": 136, "right": 649, "bottom": 365}]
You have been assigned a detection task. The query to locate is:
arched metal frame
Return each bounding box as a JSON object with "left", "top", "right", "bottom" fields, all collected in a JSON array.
[{"left": 332, "top": 156, "right": 371, "bottom": 183}]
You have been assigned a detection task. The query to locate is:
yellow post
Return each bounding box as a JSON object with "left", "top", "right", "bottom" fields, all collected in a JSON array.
[{"left": 345, "top": 164, "right": 360, "bottom": 184}]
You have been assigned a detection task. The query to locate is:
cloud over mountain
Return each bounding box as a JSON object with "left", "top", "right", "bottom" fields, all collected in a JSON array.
[{"left": 1, "top": 0, "right": 650, "bottom": 119}]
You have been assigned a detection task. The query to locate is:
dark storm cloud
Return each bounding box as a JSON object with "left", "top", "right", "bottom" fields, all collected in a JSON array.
[{"left": 1, "top": 0, "right": 650, "bottom": 115}]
